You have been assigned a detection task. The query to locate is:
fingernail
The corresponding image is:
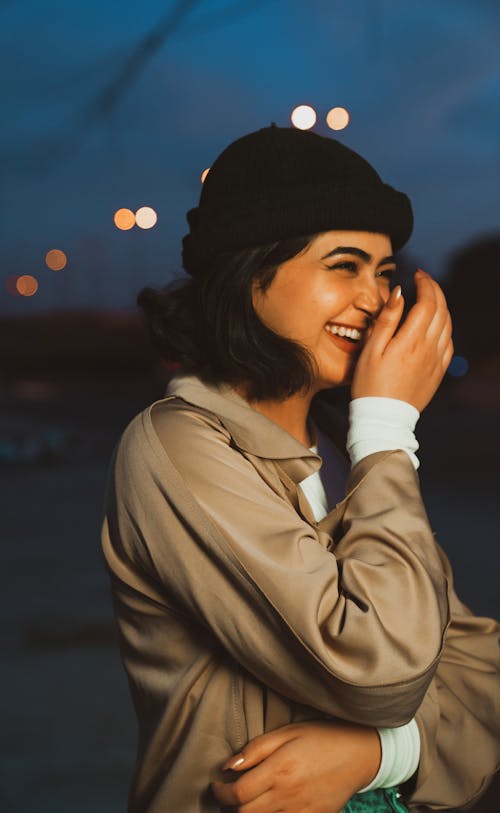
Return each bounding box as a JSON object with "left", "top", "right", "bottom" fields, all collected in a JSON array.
[
  {"left": 223, "top": 755, "right": 245, "bottom": 771},
  {"left": 387, "top": 285, "right": 401, "bottom": 307},
  {"left": 415, "top": 268, "right": 426, "bottom": 277}
]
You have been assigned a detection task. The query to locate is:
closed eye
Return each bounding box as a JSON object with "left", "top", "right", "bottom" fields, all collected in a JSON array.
[
  {"left": 325, "top": 261, "right": 397, "bottom": 280},
  {"left": 325, "top": 261, "right": 357, "bottom": 272}
]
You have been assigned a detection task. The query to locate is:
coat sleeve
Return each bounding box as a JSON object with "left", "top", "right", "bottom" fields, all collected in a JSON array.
[
  {"left": 102, "top": 402, "right": 450, "bottom": 727},
  {"left": 407, "top": 543, "right": 500, "bottom": 810}
]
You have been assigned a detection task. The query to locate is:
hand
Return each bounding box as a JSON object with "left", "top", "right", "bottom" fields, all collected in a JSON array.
[
  {"left": 211, "top": 720, "right": 381, "bottom": 812},
  {"left": 351, "top": 270, "right": 454, "bottom": 412}
]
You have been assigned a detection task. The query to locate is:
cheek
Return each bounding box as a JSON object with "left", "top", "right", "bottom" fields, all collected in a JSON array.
[
  {"left": 314, "top": 279, "right": 348, "bottom": 314},
  {"left": 252, "top": 286, "right": 302, "bottom": 336}
]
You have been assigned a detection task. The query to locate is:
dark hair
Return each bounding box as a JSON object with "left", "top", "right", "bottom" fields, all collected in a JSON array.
[{"left": 137, "top": 236, "right": 319, "bottom": 400}]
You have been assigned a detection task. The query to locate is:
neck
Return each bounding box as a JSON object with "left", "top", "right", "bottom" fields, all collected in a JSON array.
[{"left": 244, "top": 390, "right": 316, "bottom": 447}]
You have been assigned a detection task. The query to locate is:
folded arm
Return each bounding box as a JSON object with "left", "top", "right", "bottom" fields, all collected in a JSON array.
[{"left": 111, "top": 401, "right": 450, "bottom": 725}]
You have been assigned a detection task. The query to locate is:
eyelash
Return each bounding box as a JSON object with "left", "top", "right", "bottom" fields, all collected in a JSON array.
[{"left": 326, "top": 261, "right": 396, "bottom": 280}]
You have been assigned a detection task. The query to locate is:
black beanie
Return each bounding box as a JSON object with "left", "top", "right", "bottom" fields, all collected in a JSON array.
[{"left": 182, "top": 125, "right": 413, "bottom": 276}]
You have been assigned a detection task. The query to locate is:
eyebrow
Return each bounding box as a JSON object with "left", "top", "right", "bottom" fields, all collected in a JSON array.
[{"left": 320, "top": 246, "right": 396, "bottom": 267}]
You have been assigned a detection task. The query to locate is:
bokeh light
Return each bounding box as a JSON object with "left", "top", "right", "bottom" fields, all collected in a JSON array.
[
  {"left": 291, "top": 104, "right": 317, "bottom": 130},
  {"left": 201, "top": 168, "right": 210, "bottom": 183},
  {"left": 326, "top": 106, "right": 350, "bottom": 130},
  {"left": 45, "top": 248, "right": 67, "bottom": 271},
  {"left": 114, "top": 208, "right": 135, "bottom": 230},
  {"left": 447, "top": 355, "right": 470, "bottom": 377},
  {"left": 135, "top": 206, "right": 158, "bottom": 229},
  {"left": 16, "top": 275, "right": 38, "bottom": 296}
]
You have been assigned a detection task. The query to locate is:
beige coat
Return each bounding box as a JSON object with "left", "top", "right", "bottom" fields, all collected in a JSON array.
[{"left": 101, "top": 374, "right": 499, "bottom": 812}]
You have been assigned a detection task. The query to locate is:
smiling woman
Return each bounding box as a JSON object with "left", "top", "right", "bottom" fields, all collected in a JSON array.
[
  {"left": 251, "top": 233, "right": 396, "bottom": 387},
  {"left": 101, "top": 126, "right": 499, "bottom": 813}
]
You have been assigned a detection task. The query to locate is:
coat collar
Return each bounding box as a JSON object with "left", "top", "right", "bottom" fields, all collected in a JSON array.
[{"left": 165, "top": 373, "right": 323, "bottom": 483}]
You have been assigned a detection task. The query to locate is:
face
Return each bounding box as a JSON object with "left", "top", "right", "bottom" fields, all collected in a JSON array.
[{"left": 252, "top": 230, "right": 396, "bottom": 393}]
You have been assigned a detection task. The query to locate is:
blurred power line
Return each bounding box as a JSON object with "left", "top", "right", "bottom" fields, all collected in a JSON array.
[{"left": 4, "top": 0, "right": 276, "bottom": 176}]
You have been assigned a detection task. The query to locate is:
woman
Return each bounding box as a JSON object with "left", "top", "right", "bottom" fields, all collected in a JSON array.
[{"left": 101, "top": 125, "right": 499, "bottom": 812}]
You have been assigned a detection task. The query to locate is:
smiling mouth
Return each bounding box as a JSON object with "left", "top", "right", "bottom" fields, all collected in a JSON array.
[
  {"left": 323, "top": 323, "right": 366, "bottom": 356},
  {"left": 325, "top": 323, "right": 364, "bottom": 341}
]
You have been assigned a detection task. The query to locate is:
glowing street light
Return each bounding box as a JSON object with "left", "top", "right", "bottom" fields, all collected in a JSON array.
[
  {"left": 45, "top": 249, "right": 67, "bottom": 271},
  {"left": 114, "top": 208, "right": 135, "bottom": 230},
  {"left": 291, "top": 105, "right": 317, "bottom": 130},
  {"left": 135, "top": 206, "right": 158, "bottom": 229},
  {"left": 326, "top": 106, "right": 350, "bottom": 131},
  {"left": 16, "top": 275, "right": 38, "bottom": 296}
]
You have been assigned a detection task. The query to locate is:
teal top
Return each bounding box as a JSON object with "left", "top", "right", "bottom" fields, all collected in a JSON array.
[{"left": 344, "top": 787, "right": 410, "bottom": 813}]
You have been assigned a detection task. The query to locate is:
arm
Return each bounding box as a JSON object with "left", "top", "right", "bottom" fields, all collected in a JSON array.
[
  {"left": 212, "top": 568, "right": 498, "bottom": 813},
  {"left": 212, "top": 720, "right": 382, "bottom": 813},
  {"left": 351, "top": 272, "right": 499, "bottom": 806},
  {"left": 123, "top": 399, "right": 449, "bottom": 726},
  {"left": 211, "top": 394, "right": 426, "bottom": 812},
  {"left": 407, "top": 542, "right": 500, "bottom": 810},
  {"left": 103, "top": 272, "right": 452, "bottom": 725},
  {"left": 209, "top": 519, "right": 497, "bottom": 813}
]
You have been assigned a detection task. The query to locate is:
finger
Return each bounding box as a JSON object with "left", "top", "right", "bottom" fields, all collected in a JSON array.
[
  {"left": 214, "top": 785, "right": 276, "bottom": 813},
  {"left": 435, "top": 312, "right": 453, "bottom": 354},
  {"left": 443, "top": 339, "right": 454, "bottom": 372},
  {"left": 362, "top": 285, "right": 404, "bottom": 355},
  {"left": 212, "top": 778, "right": 245, "bottom": 807},
  {"left": 426, "top": 282, "right": 452, "bottom": 341},
  {"left": 234, "top": 788, "right": 277, "bottom": 813},
  {"left": 415, "top": 268, "right": 437, "bottom": 302},
  {"left": 212, "top": 769, "right": 273, "bottom": 807},
  {"left": 222, "top": 725, "right": 298, "bottom": 771},
  {"left": 430, "top": 276, "right": 449, "bottom": 311},
  {"left": 394, "top": 271, "right": 439, "bottom": 345}
]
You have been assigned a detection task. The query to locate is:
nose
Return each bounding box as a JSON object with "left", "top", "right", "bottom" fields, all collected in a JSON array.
[{"left": 352, "top": 275, "right": 386, "bottom": 318}]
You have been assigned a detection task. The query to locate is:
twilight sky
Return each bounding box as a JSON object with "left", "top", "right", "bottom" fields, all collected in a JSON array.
[{"left": 1, "top": 0, "right": 499, "bottom": 314}]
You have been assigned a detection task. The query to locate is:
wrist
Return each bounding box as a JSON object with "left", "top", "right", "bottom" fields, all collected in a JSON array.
[
  {"left": 356, "top": 727, "right": 382, "bottom": 791},
  {"left": 347, "top": 396, "right": 420, "bottom": 470},
  {"left": 358, "top": 719, "right": 421, "bottom": 793}
]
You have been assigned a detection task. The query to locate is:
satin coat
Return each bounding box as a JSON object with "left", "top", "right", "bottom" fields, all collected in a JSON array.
[{"left": 101, "top": 374, "right": 499, "bottom": 812}]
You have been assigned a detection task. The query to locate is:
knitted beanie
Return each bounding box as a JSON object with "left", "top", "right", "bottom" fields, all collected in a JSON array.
[{"left": 182, "top": 125, "right": 413, "bottom": 276}]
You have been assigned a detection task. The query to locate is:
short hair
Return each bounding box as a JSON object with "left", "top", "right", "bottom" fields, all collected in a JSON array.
[{"left": 137, "top": 236, "right": 319, "bottom": 401}]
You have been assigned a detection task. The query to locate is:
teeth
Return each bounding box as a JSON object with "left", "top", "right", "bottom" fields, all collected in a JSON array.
[{"left": 325, "top": 324, "right": 362, "bottom": 340}]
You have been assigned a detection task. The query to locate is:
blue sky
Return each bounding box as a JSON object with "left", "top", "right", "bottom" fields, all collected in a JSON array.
[{"left": 1, "top": 0, "right": 499, "bottom": 313}]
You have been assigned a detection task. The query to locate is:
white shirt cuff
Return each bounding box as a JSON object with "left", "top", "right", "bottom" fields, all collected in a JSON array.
[
  {"left": 347, "top": 397, "right": 420, "bottom": 470},
  {"left": 359, "top": 718, "right": 421, "bottom": 792}
]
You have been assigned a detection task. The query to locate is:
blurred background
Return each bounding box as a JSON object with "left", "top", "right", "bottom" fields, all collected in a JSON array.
[{"left": 1, "top": 1, "right": 499, "bottom": 810}]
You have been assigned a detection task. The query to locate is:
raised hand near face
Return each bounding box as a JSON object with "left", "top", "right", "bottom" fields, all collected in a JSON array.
[{"left": 351, "top": 270, "right": 454, "bottom": 412}]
